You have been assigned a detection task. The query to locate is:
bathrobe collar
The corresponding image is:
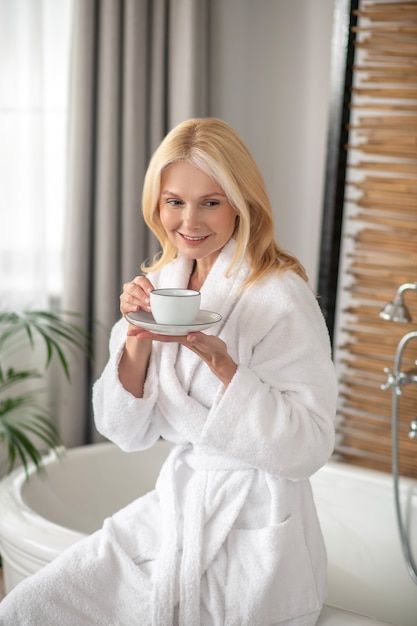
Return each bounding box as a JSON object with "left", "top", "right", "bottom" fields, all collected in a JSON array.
[
  {"left": 155, "top": 237, "right": 250, "bottom": 334},
  {"left": 152, "top": 238, "right": 250, "bottom": 439}
]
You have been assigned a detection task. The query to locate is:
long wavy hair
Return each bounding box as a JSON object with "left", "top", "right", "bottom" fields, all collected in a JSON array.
[{"left": 141, "top": 118, "right": 308, "bottom": 285}]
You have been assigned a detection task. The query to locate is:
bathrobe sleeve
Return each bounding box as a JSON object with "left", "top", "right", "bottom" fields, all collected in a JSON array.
[
  {"left": 197, "top": 274, "right": 338, "bottom": 480},
  {"left": 92, "top": 317, "right": 162, "bottom": 450}
]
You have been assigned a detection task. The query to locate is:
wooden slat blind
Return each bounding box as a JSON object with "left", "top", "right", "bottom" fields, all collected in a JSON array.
[{"left": 333, "top": 0, "right": 417, "bottom": 477}]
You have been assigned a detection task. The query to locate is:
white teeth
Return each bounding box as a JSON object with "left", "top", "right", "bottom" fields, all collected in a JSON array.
[{"left": 182, "top": 234, "right": 206, "bottom": 241}]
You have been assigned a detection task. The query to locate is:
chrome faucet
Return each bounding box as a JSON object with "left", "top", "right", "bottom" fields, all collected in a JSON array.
[
  {"left": 380, "top": 332, "right": 417, "bottom": 440},
  {"left": 381, "top": 361, "right": 417, "bottom": 395},
  {"left": 379, "top": 281, "right": 417, "bottom": 584},
  {"left": 379, "top": 282, "right": 417, "bottom": 436}
]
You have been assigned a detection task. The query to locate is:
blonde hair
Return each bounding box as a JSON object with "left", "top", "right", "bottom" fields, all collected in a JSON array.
[{"left": 141, "top": 118, "right": 308, "bottom": 285}]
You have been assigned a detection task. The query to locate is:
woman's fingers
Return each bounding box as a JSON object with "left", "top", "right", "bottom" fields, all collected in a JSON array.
[
  {"left": 125, "top": 329, "right": 236, "bottom": 384},
  {"left": 120, "top": 276, "right": 154, "bottom": 316},
  {"left": 185, "top": 334, "right": 238, "bottom": 385}
]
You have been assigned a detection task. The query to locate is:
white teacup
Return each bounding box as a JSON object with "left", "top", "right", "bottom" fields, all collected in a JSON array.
[{"left": 150, "top": 288, "right": 201, "bottom": 325}]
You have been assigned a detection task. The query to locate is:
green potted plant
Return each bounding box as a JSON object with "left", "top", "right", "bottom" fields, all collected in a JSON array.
[{"left": 0, "top": 309, "right": 91, "bottom": 477}]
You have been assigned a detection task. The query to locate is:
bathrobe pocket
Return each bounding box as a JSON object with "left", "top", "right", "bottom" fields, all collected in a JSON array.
[{"left": 224, "top": 515, "right": 320, "bottom": 625}]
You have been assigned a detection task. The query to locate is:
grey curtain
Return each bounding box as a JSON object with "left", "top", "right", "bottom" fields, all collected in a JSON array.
[{"left": 59, "top": 0, "right": 210, "bottom": 447}]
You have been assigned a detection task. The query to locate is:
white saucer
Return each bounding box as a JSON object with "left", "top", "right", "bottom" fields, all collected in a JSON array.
[{"left": 126, "top": 310, "right": 222, "bottom": 336}]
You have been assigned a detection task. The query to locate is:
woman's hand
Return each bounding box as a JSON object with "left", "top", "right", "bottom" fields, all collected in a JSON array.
[
  {"left": 127, "top": 328, "right": 237, "bottom": 387},
  {"left": 185, "top": 332, "right": 237, "bottom": 386},
  {"left": 121, "top": 278, "right": 237, "bottom": 386},
  {"left": 118, "top": 276, "right": 154, "bottom": 397},
  {"left": 120, "top": 276, "right": 154, "bottom": 317}
]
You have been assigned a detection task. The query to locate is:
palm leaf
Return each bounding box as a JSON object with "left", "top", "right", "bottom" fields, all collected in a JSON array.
[
  {"left": 0, "top": 367, "right": 42, "bottom": 394},
  {"left": 0, "top": 308, "right": 92, "bottom": 476},
  {"left": 0, "top": 393, "right": 61, "bottom": 476},
  {"left": 0, "top": 310, "right": 92, "bottom": 380}
]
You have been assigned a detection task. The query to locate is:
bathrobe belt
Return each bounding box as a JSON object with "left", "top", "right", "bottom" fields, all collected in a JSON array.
[{"left": 151, "top": 444, "right": 255, "bottom": 626}]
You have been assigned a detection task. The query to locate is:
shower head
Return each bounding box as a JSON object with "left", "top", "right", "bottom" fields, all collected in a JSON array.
[
  {"left": 379, "top": 282, "right": 417, "bottom": 323},
  {"left": 379, "top": 298, "right": 411, "bottom": 323}
]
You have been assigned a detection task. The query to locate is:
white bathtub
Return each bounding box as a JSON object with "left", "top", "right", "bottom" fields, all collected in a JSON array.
[{"left": 0, "top": 441, "right": 416, "bottom": 625}]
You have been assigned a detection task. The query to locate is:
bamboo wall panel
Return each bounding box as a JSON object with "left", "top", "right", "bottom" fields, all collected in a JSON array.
[{"left": 334, "top": 0, "right": 417, "bottom": 477}]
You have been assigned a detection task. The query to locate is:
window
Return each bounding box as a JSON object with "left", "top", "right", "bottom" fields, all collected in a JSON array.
[{"left": 0, "top": 0, "right": 73, "bottom": 309}]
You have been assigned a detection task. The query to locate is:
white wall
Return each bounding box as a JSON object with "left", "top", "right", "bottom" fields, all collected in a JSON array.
[{"left": 209, "top": 0, "right": 335, "bottom": 288}]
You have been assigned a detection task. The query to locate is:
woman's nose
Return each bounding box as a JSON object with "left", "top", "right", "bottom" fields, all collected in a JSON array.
[{"left": 183, "top": 206, "right": 200, "bottom": 229}]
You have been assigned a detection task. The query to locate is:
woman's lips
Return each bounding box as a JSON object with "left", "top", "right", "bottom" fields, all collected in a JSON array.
[{"left": 178, "top": 233, "right": 210, "bottom": 244}]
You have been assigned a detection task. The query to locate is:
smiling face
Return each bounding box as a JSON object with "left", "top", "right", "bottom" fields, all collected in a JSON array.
[{"left": 159, "top": 161, "right": 238, "bottom": 273}]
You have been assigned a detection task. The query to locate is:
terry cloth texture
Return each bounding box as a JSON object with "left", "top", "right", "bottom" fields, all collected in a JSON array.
[{"left": 0, "top": 238, "right": 338, "bottom": 625}]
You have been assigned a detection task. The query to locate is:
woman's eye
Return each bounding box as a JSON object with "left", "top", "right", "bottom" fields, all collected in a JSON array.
[
  {"left": 204, "top": 200, "right": 220, "bottom": 208},
  {"left": 167, "top": 199, "right": 183, "bottom": 207}
]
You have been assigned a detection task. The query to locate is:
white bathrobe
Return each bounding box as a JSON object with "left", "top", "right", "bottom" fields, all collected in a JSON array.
[{"left": 0, "top": 239, "right": 338, "bottom": 626}]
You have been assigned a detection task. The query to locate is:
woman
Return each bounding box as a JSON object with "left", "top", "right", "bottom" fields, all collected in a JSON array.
[{"left": 0, "top": 118, "right": 337, "bottom": 625}]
